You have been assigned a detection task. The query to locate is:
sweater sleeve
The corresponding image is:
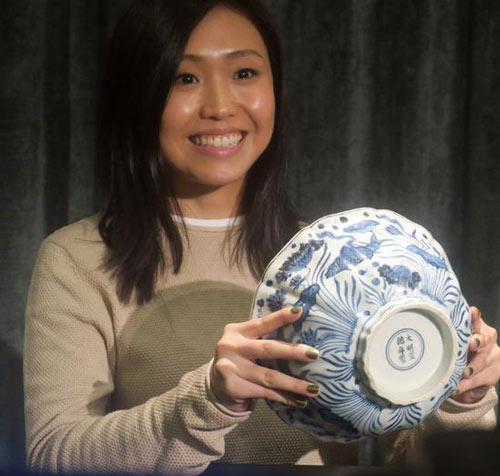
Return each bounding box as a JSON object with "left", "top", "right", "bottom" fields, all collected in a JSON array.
[
  {"left": 382, "top": 386, "right": 498, "bottom": 464},
  {"left": 24, "top": 239, "right": 250, "bottom": 476}
]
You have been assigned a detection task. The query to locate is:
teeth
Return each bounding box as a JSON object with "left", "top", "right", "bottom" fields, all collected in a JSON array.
[{"left": 191, "top": 132, "right": 243, "bottom": 148}]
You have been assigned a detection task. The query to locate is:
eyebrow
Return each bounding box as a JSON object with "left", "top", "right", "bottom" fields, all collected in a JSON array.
[{"left": 181, "top": 49, "right": 264, "bottom": 61}]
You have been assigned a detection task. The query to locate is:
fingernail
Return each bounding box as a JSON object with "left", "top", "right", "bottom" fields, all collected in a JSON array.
[
  {"left": 463, "top": 366, "right": 474, "bottom": 378},
  {"left": 291, "top": 306, "right": 302, "bottom": 314},
  {"left": 294, "top": 398, "right": 308, "bottom": 408},
  {"left": 474, "top": 337, "right": 481, "bottom": 349},
  {"left": 307, "top": 384, "right": 320, "bottom": 395},
  {"left": 305, "top": 348, "right": 320, "bottom": 360}
]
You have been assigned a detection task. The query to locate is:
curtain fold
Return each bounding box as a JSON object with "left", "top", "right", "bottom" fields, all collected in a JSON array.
[{"left": 1, "top": 0, "right": 498, "bottom": 470}]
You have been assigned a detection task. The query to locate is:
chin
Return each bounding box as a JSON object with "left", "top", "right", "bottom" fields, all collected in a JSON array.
[
  {"left": 197, "top": 177, "right": 244, "bottom": 188},
  {"left": 194, "top": 169, "right": 248, "bottom": 188}
]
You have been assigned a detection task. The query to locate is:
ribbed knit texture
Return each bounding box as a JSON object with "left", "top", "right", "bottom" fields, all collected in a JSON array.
[{"left": 24, "top": 214, "right": 497, "bottom": 474}]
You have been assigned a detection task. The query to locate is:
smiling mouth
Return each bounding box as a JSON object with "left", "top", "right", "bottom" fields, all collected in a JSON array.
[{"left": 189, "top": 131, "right": 246, "bottom": 148}]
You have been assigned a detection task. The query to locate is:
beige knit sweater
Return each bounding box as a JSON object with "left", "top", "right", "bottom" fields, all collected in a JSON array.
[{"left": 24, "top": 214, "right": 497, "bottom": 475}]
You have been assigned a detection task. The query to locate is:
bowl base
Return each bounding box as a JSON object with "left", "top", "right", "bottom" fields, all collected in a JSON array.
[{"left": 356, "top": 299, "right": 457, "bottom": 405}]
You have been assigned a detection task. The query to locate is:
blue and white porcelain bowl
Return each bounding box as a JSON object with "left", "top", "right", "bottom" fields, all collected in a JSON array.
[{"left": 250, "top": 208, "right": 471, "bottom": 442}]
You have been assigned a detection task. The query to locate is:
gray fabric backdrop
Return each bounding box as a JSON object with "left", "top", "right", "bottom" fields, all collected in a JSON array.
[{"left": 1, "top": 0, "right": 499, "bottom": 470}]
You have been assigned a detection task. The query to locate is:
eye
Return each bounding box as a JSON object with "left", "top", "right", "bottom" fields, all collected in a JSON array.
[
  {"left": 175, "top": 73, "right": 198, "bottom": 85},
  {"left": 234, "top": 68, "right": 258, "bottom": 80}
]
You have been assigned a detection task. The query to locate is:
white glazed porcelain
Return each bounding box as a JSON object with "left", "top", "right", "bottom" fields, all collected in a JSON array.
[{"left": 250, "top": 208, "right": 471, "bottom": 442}]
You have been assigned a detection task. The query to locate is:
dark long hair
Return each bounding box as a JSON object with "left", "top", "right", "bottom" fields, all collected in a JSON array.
[{"left": 98, "top": 0, "right": 301, "bottom": 305}]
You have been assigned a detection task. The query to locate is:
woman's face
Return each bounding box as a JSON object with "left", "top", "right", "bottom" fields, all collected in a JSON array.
[{"left": 159, "top": 5, "right": 275, "bottom": 196}]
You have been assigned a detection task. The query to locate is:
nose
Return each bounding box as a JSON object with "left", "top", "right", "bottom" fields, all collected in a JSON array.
[{"left": 200, "top": 77, "right": 237, "bottom": 120}]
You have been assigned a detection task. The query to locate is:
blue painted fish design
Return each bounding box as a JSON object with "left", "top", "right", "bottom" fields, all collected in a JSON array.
[
  {"left": 275, "top": 239, "right": 324, "bottom": 283},
  {"left": 293, "top": 284, "right": 320, "bottom": 331},
  {"left": 325, "top": 234, "right": 381, "bottom": 278},
  {"left": 407, "top": 245, "right": 447, "bottom": 270},
  {"left": 376, "top": 214, "right": 404, "bottom": 229},
  {"left": 300, "top": 328, "right": 332, "bottom": 348},
  {"left": 317, "top": 231, "right": 336, "bottom": 239},
  {"left": 343, "top": 220, "right": 379, "bottom": 233},
  {"left": 266, "top": 289, "right": 287, "bottom": 312},
  {"left": 378, "top": 264, "right": 421, "bottom": 290},
  {"left": 290, "top": 275, "right": 305, "bottom": 290},
  {"left": 385, "top": 225, "right": 402, "bottom": 235}
]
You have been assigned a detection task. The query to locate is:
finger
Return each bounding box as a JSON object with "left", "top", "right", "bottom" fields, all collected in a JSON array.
[
  {"left": 213, "top": 354, "right": 321, "bottom": 400},
  {"left": 457, "top": 364, "right": 499, "bottom": 394},
  {"left": 468, "top": 322, "right": 497, "bottom": 353},
  {"left": 218, "top": 372, "right": 309, "bottom": 407},
  {"left": 469, "top": 333, "right": 482, "bottom": 353},
  {"left": 453, "top": 385, "right": 491, "bottom": 405},
  {"left": 243, "top": 339, "right": 320, "bottom": 362},
  {"left": 462, "top": 351, "right": 490, "bottom": 379},
  {"left": 243, "top": 306, "right": 303, "bottom": 339},
  {"left": 241, "top": 360, "right": 321, "bottom": 399},
  {"left": 469, "top": 306, "right": 482, "bottom": 335}
]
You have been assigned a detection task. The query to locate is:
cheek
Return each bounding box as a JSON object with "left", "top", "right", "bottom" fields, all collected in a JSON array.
[
  {"left": 160, "top": 93, "right": 198, "bottom": 146},
  {"left": 247, "top": 86, "right": 275, "bottom": 144}
]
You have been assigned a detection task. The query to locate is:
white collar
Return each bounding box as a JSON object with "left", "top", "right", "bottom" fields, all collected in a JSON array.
[{"left": 171, "top": 215, "right": 243, "bottom": 228}]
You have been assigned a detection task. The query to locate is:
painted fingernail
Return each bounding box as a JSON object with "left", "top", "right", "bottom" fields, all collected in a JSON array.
[
  {"left": 294, "top": 398, "right": 308, "bottom": 408},
  {"left": 305, "top": 348, "right": 320, "bottom": 360},
  {"left": 474, "top": 337, "right": 481, "bottom": 349},
  {"left": 291, "top": 306, "right": 302, "bottom": 314},
  {"left": 307, "top": 384, "right": 320, "bottom": 395}
]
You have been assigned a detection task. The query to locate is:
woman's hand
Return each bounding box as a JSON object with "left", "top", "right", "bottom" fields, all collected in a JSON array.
[
  {"left": 451, "top": 306, "right": 500, "bottom": 404},
  {"left": 210, "top": 306, "right": 321, "bottom": 412}
]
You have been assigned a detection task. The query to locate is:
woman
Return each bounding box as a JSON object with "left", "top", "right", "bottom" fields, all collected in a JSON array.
[{"left": 24, "top": 0, "right": 499, "bottom": 475}]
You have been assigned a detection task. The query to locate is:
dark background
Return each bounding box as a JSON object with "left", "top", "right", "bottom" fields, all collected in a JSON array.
[{"left": 1, "top": 0, "right": 499, "bottom": 471}]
